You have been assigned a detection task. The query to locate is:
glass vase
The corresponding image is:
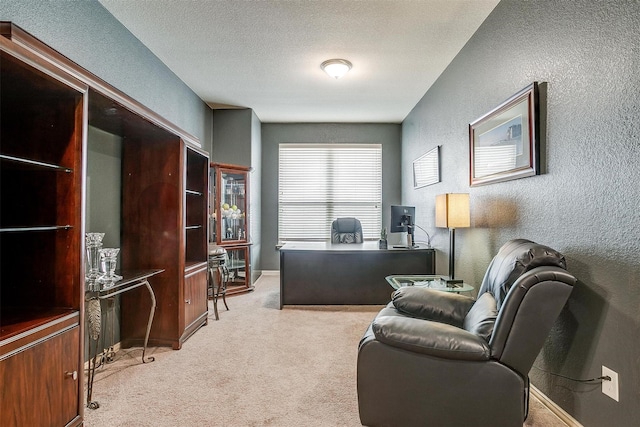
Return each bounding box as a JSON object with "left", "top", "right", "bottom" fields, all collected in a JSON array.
[
  {"left": 98, "top": 247, "right": 123, "bottom": 286},
  {"left": 85, "top": 232, "right": 105, "bottom": 282}
]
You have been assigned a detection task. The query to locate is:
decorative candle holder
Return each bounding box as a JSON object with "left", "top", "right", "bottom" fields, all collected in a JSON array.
[
  {"left": 85, "top": 232, "right": 105, "bottom": 282},
  {"left": 98, "top": 248, "right": 122, "bottom": 286}
]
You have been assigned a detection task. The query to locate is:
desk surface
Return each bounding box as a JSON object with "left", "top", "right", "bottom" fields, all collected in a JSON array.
[{"left": 280, "top": 241, "right": 432, "bottom": 252}]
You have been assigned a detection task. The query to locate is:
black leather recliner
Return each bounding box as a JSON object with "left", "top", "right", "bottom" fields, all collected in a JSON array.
[
  {"left": 357, "top": 239, "right": 576, "bottom": 427},
  {"left": 331, "top": 217, "right": 363, "bottom": 243}
]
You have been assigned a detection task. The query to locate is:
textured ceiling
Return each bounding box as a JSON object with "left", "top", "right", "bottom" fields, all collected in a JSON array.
[{"left": 99, "top": 0, "right": 499, "bottom": 123}]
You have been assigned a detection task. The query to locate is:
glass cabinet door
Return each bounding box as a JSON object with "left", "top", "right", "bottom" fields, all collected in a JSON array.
[
  {"left": 225, "top": 246, "right": 249, "bottom": 288},
  {"left": 219, "top": 170, "right": 247, "bottom": 243},
  {"left": 211, "top": 163, "right": 251, "bottom": 245}
]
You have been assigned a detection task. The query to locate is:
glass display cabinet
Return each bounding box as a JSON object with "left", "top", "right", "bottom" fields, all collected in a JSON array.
[
  {"left": 213, "top": 164, "right": 248, "bottom": 244},
  {"left": 210, "top": 163, "right": 253, "bottom": 294}
]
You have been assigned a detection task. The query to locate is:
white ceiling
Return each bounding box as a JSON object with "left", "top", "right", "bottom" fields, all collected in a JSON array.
[{"left": 99, "top": 0, "right": 499, "bottom": 123}]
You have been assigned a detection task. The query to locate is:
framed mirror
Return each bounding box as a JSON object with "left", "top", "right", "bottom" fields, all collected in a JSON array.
[{"left": 469, "top": 82, "right": 540, "bottom": 186}]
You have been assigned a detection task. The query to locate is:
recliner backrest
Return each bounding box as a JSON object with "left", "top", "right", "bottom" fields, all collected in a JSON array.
[
  {"left": 476, "top": 239, "right": 567, "bottom": 310},
  {"left": 490, "top": 267, "right": 575, "bottom": 374},
  {"left": 476, "top": 239, "right": 576, "bottom": 374},
  {"left": 331, "top": 217, "right": 363, "bottom": 243}
]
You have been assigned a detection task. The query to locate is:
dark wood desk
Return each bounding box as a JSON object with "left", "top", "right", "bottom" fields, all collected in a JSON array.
[{"left": 279, "top": 242, "right": 435, "bottom": 308}]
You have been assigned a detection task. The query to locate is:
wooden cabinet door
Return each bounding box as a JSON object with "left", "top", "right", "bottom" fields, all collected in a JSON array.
[
  {"left": 0, "top": 326, "right": 81, "bottom": 427},
  {"left": 184, "top": 263, "right": 208, "bottom": 328}
]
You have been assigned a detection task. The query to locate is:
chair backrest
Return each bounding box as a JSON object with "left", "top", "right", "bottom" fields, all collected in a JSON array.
[
  {"left": 331, "top": 217, "right": 363, "bottom": 243},
  {"left": 476, "top": 239, "right": 567, "bottom": 309},
  {"left": 477, "top": 239, "right": 576, "bottom": 375}
]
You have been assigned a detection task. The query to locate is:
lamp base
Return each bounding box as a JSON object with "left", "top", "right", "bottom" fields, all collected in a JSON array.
[
  {"left": 448, "top": 228, "right": 456, "bottom": 280},
  {"left": 444, "top": 278, "right": 463, "bottom": 287}
]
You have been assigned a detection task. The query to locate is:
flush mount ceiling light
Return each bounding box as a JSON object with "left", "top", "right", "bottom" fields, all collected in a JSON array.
[{"left": 321, "top": 59, "right": 352, "bottom": 79}]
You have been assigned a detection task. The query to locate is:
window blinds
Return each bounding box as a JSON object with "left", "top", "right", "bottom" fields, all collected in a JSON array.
[{"left": 278, "top": 143, "right": 382, "bottom": 241}]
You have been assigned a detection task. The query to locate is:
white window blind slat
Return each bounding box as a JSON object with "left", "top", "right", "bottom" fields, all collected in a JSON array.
[{"left": 278, "top": 144, "right": 382, "bottom": 241}]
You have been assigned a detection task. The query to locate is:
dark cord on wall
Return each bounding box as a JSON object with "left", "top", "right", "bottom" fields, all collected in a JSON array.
[{"left": 532, "top": 365, "right": 611, "bottom": 383}]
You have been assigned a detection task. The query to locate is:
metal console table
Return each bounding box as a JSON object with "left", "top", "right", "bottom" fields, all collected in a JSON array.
[{"left": 85, "top": 269, "right": 163, "bottom": 409}]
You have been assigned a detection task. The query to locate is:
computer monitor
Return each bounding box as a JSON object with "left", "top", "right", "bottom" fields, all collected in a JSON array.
[
  {"left": 390, "top": 205, "right": 415, "bottom": 233},
  {"left": 390, "top": 205, "right": 416, "bottom": 247}
]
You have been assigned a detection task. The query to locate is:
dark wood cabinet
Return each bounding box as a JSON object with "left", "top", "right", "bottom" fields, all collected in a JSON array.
[
  {"left": 0, "top": 26, "right": 85, "bottom": 427},
  {"left": 184, "top": 147, "right": 210, "bottom": 332},
  {"left": 1, "top": 22, "right": 210, "bottom": 426},
  {"left": 184, "top": 264, "right": 209, "bottom": 327},
  {"left": 210, "top": 163, "right": 253, "bottom": 294},
  {"left": 1, "top": 324, "right": 81, "bottom": 427},
  {"left": 58, "top": 39, "right": 210, "bottom": 353},
  {"left": 118, "top": 115, "right": 210, "bottom": 350}
]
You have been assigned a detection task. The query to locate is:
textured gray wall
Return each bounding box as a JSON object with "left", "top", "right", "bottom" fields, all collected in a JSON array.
[
  {"left": 260, "top": 123, "right": 402, "bottom": 270},
  {"left": 402, "top": 1, "right": 639, "bottom": 425},
  {"left": 212, "top": 109, "right": 254, "bottom": 167},
  {"left": 3, "top": 0, "right": 212, "bottom": 144},
  {"left": 250, "top": 111, "right": 263, "bottom": 280},
  {"left": 212, "top": 109, "right": 262, "bottom": 280}
]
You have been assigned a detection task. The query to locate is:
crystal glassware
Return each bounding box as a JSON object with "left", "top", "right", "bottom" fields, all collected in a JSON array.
[
  {"left": 98, "top": 247, "right": 123, "bottom": 286},
  {"left": 85, "top": 232, "right": 105, "bottom": 282}
]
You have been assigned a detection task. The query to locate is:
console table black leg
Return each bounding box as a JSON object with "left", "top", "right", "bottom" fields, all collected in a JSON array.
[{"left": 141, "top": 280, "right": 156, "bottom": 363}]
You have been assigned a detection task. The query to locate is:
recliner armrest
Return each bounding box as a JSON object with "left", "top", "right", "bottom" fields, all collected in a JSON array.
[
  {"left": 392, "top": 287, "right": 475, "bottom": 326},
  {"left": 372, "top": 315, "right": 491, "bottom": 361}
]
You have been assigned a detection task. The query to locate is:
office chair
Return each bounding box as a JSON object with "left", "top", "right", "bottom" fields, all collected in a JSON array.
[{"left": 331, "top": 217, "right": 363, "bottom": 243}]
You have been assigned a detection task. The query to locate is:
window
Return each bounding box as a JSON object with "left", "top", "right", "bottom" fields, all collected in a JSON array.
[{"left": 278, "top": 143, "right": 382, "bottom": 241}]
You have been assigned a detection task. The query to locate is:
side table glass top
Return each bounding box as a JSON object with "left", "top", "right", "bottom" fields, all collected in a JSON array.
[{"left": 386, "top": 275, "right": 474, "bottom": 293}]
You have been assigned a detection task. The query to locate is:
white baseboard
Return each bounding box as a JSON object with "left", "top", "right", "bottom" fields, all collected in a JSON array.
[
  {"left": 531, "top": 385, "right": 582, "bottom": 427},
  {"left": 260, "top": 270, "right": 280, "bottom": 276}
]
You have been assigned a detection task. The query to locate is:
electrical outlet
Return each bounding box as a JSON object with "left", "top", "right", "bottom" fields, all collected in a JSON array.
[{"left": 602, "top": 365, "right": 619, "bottom": 402}]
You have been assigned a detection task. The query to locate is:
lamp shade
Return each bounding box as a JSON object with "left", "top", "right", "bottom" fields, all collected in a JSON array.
[
  {"left": 321, "top": 59, "right": 352, "bottom": 79},
  {"left": 435, "top": 193, "right": 470, "bottom": 229}
]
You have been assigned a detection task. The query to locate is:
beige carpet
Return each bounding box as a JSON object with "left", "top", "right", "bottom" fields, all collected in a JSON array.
[{"left": 84, "top": 273, "right": 567, "bottom": 427}]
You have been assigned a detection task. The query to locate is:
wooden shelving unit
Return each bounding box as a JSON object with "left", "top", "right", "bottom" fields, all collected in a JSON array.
[
  {"left": 0, "top": 30, "right": 85, "bottom": 427},
  {"left": 0, "top": 22, "right": 210, "bottom": 425},
  {"left": 93, "top": 91, "right": 211, "bottom": 351}
]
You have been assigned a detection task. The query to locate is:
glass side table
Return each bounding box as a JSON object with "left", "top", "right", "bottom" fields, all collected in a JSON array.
[{"left": 386, "top": 275, "right": 474, "bottom": 294}]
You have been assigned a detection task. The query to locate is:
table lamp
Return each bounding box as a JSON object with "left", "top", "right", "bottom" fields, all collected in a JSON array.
[{"left": 435, "top": 193, "right": 470, "bottom": 281}]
